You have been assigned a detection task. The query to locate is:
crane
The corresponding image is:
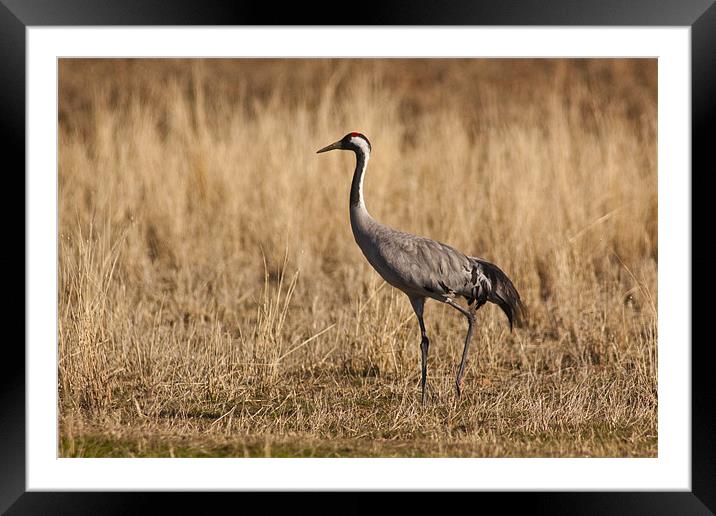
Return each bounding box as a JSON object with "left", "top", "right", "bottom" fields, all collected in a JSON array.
[{"left": 317, "top": 132, "right": 526, "bottom": 404}]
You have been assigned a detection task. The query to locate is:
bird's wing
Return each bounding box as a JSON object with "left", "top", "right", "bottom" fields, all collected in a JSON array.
[{"left": 377, "top": 231, "right": 474, "bottom": 297}]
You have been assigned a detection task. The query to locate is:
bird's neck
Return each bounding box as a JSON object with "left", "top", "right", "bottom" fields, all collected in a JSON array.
[
  {"left": 349, "top": 148, "right": 375, "bottom": 237},
  {"left": 350, "top": 148, "right": 369, "bottom": 210}
]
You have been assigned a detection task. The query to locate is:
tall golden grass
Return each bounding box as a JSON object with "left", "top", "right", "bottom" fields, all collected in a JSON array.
[{"left": 59, "top": 59, "right": 657, "bottom": 457}]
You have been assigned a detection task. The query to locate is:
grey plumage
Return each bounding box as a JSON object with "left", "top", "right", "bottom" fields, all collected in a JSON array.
[{"left": 318, "top": 132, "right": 526, "bottom": 403}]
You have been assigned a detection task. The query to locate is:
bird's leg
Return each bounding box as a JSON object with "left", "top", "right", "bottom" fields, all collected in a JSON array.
[
  {"left": 445, "top": 298, "right": 476, "bottom": 398},
  {"left": 420, "top": 330, "right": 430, "bottom": 405},
  {"left": 409, "top": 297, "right": 429, "bottom": 405}
]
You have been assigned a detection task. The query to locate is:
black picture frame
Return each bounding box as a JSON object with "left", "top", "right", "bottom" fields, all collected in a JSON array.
[{"left": 5, "top": 0, "right": 710, "bottom": 512}]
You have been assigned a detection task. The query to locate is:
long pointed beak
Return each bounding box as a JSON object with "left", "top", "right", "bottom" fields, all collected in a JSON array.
[{"left": 316, "top": 141, "right": 342, "bottom": 154}]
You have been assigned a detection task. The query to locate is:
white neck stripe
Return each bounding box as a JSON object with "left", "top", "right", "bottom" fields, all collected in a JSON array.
[
  {"left": 351, "top": 136, "right": 371, "bottom": 156},
  {"left": 351, "top": 137, "right": 371, "bottom": 209},
  {"left": 357, "top": 152, "right": 369, "bottom": 208}
]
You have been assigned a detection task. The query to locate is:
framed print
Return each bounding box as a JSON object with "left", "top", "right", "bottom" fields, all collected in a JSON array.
[{"left": 6, "top": 0, "right": 711, "bottom": 512}]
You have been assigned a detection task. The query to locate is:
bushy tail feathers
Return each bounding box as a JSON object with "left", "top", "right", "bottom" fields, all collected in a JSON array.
[{"left": 472, "top": 258, "right": 527, "bottom": 331}]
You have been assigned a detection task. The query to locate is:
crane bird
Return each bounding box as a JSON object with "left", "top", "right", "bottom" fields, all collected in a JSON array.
[{"left": 317, "top": 132, "right": 526, "bottom": 404}]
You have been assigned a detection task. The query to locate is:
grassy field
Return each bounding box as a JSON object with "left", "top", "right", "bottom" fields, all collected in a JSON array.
[{"left": 58, "top": 58, "right": 657, "bottom": 457}]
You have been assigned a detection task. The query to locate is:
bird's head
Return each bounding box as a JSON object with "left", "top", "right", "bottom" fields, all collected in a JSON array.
[{"left": 317, "top": 132, "right": 371, "bottom": 155}]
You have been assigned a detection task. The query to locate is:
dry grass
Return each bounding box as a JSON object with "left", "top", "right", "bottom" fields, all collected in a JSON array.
[{"left": 58, "top": 58, "right": 657, "bottom": 457}]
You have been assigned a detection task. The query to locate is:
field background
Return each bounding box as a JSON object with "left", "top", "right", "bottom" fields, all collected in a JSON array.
[{"left": 58, "top": 59, "right": 657, "bottom": 457}]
